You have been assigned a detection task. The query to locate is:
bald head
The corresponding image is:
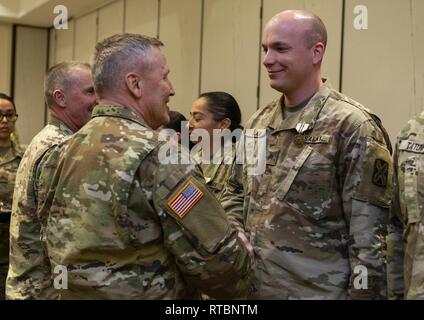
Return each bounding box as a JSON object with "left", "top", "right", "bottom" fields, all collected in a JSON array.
[
  {"left": 262, "top": 10, "right": 326, "bottom": 101},
  {"left": 266, "top": 10, "right": 327, "bottom": 49}
]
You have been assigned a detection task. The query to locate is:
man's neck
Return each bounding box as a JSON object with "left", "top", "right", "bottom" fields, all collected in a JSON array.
[
  {"left": 284, "top": 76, "right": 323, "bottom": 107},
  {"left": 49, "top": 109, "right": 77, "bottom": 133},
  {"left": 98, "top": 96, "right": 152, "bottom": 129},
  {"left": 0, "top": 138, "right": 12, "bottom": 148}
]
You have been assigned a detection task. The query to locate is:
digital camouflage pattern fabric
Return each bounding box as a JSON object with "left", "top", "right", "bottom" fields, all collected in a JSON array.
[
  {"left": 36, "top": 104, "right": 253, "bottom": 300},
  {"left": 6, "top": 118, "right": 73, "bottom": 300},
  {"left": 196, "top": 143, "right": 236, "bottom": 202},
  {"left": 0, "top": 142, "right": 23, "bottom": 299},
  {"left": 392, "top": 112, "right": 424, "bottom": 299},
  {"left": 221, "top": 81, "right": 393, "bottom": 299}
]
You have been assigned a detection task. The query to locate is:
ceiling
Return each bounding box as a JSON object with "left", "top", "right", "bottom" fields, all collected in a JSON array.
[{"left": 0, "top": 0, "right": 112, "bottom": 27}]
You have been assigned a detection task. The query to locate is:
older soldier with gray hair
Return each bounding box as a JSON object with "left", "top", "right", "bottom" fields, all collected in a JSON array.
[
  {"left": 36, "top": 33, "right": 253, "bottom": 299},
  {"left": 221, "top": 10, "right": 393, "bottom": 299},
  {"left": 6, "top": 62, "right": 96, "bottom": 299}
]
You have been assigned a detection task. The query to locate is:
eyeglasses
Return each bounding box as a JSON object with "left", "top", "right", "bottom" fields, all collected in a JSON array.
[{"left": 0, "top": 112, "right": 18, "bottom": 122}]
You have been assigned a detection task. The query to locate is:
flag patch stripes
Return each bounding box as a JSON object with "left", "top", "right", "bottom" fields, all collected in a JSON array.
[{"left": 167, "top": 179, "right": 204, "bottom": 218}]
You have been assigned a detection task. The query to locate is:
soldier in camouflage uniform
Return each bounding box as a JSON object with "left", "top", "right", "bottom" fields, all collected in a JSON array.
[
  {"left": 0, "top": 93, "right": 23, "bottom": 299},
  {"left": 6, "top": 62, "right": 96, "bottom": 300},
  {"left": 189, "top": 92, "right": 243, "bottom": 201},
  {"left": 221, "top": 10, "right": 393, "bottom": 299},
  {"left": 36, "top": 34, "right": 253, "bottom": 299},
  {"left": 392, "top": 113, "right": 424, "bottom": 299}
]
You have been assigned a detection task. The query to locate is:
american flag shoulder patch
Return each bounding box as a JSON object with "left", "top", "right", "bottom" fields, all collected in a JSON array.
[{"left": 167, "top": 179, "right": 204, "bottom": 219}]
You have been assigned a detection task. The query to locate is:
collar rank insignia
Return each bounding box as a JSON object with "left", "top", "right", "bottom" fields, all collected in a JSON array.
[{"left": 167, "top": 179, "right": 204, "bottom": 219}]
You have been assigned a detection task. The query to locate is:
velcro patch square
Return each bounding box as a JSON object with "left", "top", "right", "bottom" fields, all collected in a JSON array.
[
  {"left": 167, "top": 179, "right": 204, "bottom": 219},
  {"left": 372, "top": 159, "right": 388, "bottom": 188}
]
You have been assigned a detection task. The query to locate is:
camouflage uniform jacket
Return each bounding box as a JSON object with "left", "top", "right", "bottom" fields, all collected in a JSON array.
[
  {"left": 0, "top": 143, "right": 23, "bottom": 264},
  {"left": 37, "top": 104, "right": 252, "bottom": 300},
  {"left": 6, "top": 117, "right": 73, "bottom": 299},
  {"left": 392, "top": 112, "right": 424, "bottom": 299},
  {"left": 221, "top": 81, "right": 393, "bottom": 299},
  {"left": 196, "top": 143, "right": 236, "bottom": 201}
]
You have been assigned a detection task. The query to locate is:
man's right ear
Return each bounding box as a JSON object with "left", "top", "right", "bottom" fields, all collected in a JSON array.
[
  {"left": 52, "top": 90, "right": 66, "bottom": 108},
  {"left": 125, "top": 73, "right": 142, "bottom": 98}
]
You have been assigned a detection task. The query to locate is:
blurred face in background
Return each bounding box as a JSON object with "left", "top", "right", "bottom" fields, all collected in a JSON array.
[
  {"left": 0, "top": 98, "right": 17, "bottom": 141},
  {"left": 64, "top": 67, "right": 97, "bottom": 130},
  {"left": 188, "top": 97, "right": 229, "bottom": 147}
]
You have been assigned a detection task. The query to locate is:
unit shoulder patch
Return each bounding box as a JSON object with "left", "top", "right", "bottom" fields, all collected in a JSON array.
[{"left": 372, "top": 158, "right": 389, "bottom": 188}]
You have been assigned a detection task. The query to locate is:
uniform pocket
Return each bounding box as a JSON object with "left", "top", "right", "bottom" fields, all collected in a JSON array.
[
  {"left": 402, "top": 156, "right": 423, "bottom": 224},
  {"left": 277, "top": 146, "right": 335, "bottom": 220}
]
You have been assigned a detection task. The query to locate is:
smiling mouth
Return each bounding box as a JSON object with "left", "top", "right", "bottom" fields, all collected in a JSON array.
[{"left": 268, "top": 69, "right": 285, "bottom": 74}]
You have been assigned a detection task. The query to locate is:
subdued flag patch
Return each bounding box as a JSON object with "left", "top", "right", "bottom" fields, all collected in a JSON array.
[{"left": 167, "top": 179, "right": 204, "bottom": 219}]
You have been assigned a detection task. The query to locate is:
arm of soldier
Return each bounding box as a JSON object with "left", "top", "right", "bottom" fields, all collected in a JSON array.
[
  {"left": 141, "top": 148, "right": 253, "bottom": 299},
  {"left": 340, "top": 120, "right": 392, "bottom": 299},
  {"left": 6, "top": 153, "right": 56, "bottom": 300},
  {"left": 220, "top": 160, "right": 246, "bottom": 232},
  {"left": 220, "top": 136, "right": 247, "bottom": 231},
  {"left": 386, "top": 141, "right": 405, "bottom": 299}
]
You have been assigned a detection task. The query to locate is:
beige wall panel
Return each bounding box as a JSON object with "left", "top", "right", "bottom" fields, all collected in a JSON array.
[
  {"left": 125, "top": 0, "right": 158, "bottom": 37},
  {"left": 412, "top": 0, "right": 424, "bottom": 116},
  {"left": 160, "top": 0, "right": 201, "bottom": 117},
  {"left": 0, "top": 23, "right": 13, "bottom": 95},
  {"left": 48, "top": 28, "right": 56, "bottom": 67},
  {"left": 343, "top": 0, "right": 415, "bottom": 143},
  {"left": 55, "top": 19, "right": 74, "bottom": 63},
  {"left": 74, "top": 12, "right": 97, "bottom": 62},
  {"left": 98, "top": 0, "right": 124, "bottom": 41},
  {"left": 202, "top": 0, "right": 261, "bottom": 124},
  {"left": 14, "top": 27, "right": 48, "bottom": 145},
  {"left": 260, "top": 0, "right": 343, "bottom": 107}
]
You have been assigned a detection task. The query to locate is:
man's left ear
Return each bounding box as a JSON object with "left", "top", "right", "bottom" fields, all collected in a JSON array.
[
  {"left": 219, "top": 118, "right": 231, "bottom": 130},
  {"left": 312, "top": 42, "right": 325, "bottom": 64}
]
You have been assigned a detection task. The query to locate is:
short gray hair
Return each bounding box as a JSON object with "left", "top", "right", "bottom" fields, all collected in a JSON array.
[
  {"left": 92, "top": 33, "right": 163, "bottom": 97},
  {"left": 44, "top": 62, "right": 91, "bottom": 107}
]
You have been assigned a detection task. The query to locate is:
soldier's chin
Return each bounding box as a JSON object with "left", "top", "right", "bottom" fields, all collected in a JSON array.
[
  {"left": 269, "top": 81, "right": 285, "bottom": 93},
  {"left": 0, "top": 131, "right": 11, "bottom": 139}
]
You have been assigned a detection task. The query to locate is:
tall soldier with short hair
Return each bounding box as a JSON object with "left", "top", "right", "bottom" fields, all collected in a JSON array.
[{"left": 221, "top": 10, "right": 393, "bottom": 299}]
